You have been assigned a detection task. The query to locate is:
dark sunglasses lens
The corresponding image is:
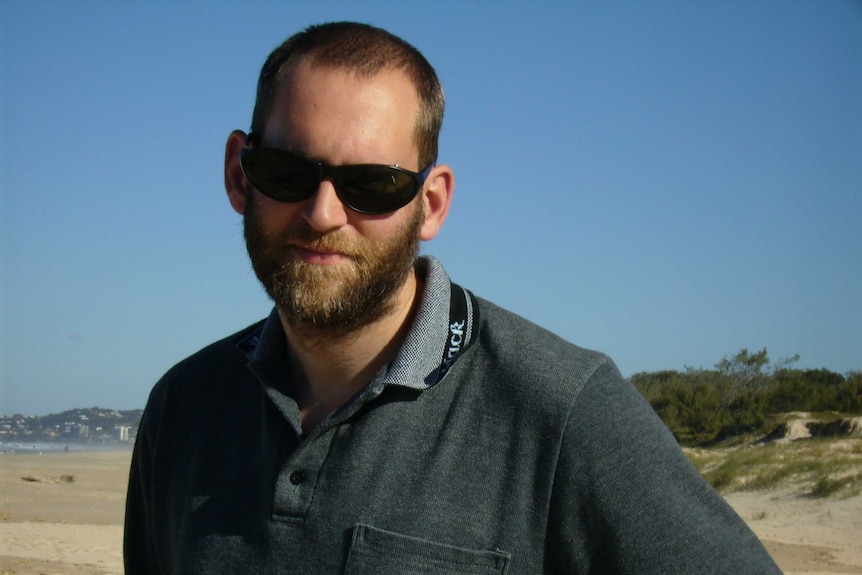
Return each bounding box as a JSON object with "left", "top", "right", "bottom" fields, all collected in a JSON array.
[
  {"left": 242, "top": 149, "right": 319, "bottom": 202},
  {"left": 337, "top": 166, "right": 418, "bottom": 214}
]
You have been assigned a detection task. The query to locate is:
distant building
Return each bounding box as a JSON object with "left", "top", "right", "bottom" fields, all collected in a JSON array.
[{"left": 117, "top": 426, "right": 131, "bottom": 442}]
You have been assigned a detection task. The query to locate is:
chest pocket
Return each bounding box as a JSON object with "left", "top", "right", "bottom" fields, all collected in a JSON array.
[{"left": 344, "top": 524, "right": 511, "bottom": 575}]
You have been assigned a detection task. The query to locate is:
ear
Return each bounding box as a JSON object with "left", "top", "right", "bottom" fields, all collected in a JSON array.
[
  {"left": 225, "top": 129, "right": 249, "bottom": 215},
  {"left": 419, "top": 164, "right": 454, "bottom": 241}
]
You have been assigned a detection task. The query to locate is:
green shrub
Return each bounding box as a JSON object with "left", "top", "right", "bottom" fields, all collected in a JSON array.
[{"left": 631, "top": 349, "right": 860, "bottom": 445}]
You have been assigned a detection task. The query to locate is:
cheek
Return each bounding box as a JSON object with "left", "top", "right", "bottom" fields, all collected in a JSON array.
[
  {"left": 251, "top": 192, "right": 305, "bottom": 228},
  {"left": 348, "top": 214, "right": 401, "bottom": 242},
  {"left": 360, "top": 202, "right": 424, "bottom": 246}
]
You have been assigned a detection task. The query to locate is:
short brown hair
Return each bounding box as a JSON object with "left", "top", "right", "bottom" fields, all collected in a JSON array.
[{"left": 251, "top": 22, "right": 445, "bottom": 168}]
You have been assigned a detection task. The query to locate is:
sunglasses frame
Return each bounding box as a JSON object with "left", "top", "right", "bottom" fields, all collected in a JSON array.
[{"left": 239, "top": 134, "right": 434, "bottom": 215}]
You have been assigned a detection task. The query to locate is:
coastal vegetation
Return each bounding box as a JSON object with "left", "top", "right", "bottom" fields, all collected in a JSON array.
[
  {"left": 685, "top": 438, "right": 862, "bottom": 498},
  {"left": 631, "top": 348, "right": 862, "bottom": 445},
  {"left": 631, "top": 348, "right": 862, "bottom": 498}
]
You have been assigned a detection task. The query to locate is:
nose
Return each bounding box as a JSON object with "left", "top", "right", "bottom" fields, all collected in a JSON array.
[{"left": 301, "top": 179, "right": 349, "bottom": 232}]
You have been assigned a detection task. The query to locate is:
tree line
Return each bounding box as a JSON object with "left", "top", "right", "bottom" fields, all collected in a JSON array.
[{"left": 630, "top": 348, "right": 862, "bottom": 445}]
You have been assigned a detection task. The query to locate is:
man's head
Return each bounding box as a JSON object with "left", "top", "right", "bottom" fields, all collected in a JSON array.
[
  {"left": 251, "top": 22, "right": 444, "bottom": 170},
  {"left": 223, "top": 22, "right": 454, "bottom": 335}
]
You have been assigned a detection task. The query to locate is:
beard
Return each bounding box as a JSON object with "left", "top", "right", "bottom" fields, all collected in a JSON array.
[{"left": 243, "top": 194, "right": 424, "bottom": 335}]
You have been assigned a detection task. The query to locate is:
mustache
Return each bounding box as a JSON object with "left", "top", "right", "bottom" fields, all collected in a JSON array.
[
  {"left": 254, "top": 220, "right": 366, "bottom": 260},
  {"left": 291, "top": 228, "right": 354, "bottom": 255}
]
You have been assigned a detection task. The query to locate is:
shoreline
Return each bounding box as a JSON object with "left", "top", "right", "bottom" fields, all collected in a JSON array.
[{"left": 1, "top": 442, "right": 134, "bottom": 455}]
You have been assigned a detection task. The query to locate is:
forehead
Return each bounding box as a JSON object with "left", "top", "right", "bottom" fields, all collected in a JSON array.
[{"left": 261, "top": 61, "right": 420, "bottom": 161}]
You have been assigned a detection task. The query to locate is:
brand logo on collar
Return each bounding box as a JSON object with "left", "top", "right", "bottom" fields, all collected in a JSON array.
[
  {"left": 436, "top": 284, "right": 479, "bottom": 384},
  {"left": 442, "top": 320, "right": 466, "bottom": 372}
]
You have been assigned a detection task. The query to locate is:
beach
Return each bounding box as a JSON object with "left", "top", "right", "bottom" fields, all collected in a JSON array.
[
  {"left": 0, "top": 450, "right": 128, "bottom": 575},
  {"left": 1, "top": 450, "right": 860, "bottom": 574}
]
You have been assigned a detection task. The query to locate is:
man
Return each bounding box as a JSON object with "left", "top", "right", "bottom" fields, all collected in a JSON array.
[{"left": 125, "top": 22, "right": 782, "bottom": 574}]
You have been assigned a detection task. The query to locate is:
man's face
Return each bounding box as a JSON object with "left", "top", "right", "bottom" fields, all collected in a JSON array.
[{"left": 242, "top": 61, "right": 426, "bottom": 332}]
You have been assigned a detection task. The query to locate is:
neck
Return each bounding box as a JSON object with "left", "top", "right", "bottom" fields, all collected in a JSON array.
[{"left": 278, "top": 270, "right": 421, "bottom": 433}]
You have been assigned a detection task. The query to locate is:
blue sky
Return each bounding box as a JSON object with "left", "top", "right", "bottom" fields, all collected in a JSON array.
[{"left": 2, "top": 2, "right": 860, "bottom": 415}]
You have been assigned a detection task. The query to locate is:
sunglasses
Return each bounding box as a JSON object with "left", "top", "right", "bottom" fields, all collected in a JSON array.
[{"left": 240, "top": 137, "right": 433, "bottom": 215}]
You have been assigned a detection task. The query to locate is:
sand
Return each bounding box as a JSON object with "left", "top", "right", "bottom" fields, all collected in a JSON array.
[
  {"left": 0, "top": 450, "right": 128, "bottom": 575},
  {"left": 1, "top": 450, "right": 860, "bottom": 574}
]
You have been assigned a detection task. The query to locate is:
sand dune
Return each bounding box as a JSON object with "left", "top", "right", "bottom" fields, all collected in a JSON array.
[{"left": 1, "top": 450, "right": 860, "bottom": 574}]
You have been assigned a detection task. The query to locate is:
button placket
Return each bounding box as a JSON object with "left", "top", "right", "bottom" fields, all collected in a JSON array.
[{"left": 272, "top": 426, "right": 337, "bottom": 520}]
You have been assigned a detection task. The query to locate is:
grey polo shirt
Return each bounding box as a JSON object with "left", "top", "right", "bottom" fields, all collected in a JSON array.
[{"left": 125, "top": 257, "right": 782, "bottom": 574}]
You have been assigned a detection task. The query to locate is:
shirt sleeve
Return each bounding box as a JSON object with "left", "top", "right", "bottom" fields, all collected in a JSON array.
[
  {"left": 123, "top": 397, "right": 162, "bottom": 575},
  {"left": 545, "top": 360, "right": 783, "bottom": 574}
]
